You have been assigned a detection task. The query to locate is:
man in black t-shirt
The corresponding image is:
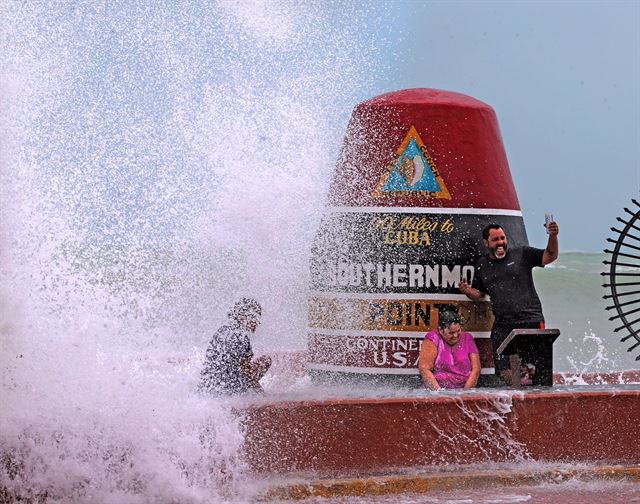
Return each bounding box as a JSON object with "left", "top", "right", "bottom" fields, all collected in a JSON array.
[
  {"left": 198, "top": 298, "right": 272, "bottom": 396},
  {"left": 459, "top": 220, "right": 559, "bottom": 383}
]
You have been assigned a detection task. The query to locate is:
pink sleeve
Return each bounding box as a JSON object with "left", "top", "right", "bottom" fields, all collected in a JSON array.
[
  {"left": 462, "top": 332, "right": 479, "bottom": 354},
  {"left": 424, "top": 330, "right": 440, "bottom": 345}
]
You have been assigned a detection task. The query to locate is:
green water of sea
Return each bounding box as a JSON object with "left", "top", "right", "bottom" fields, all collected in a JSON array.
[{"left": 535, "top": 252, "right": 638, "bottom": 372}]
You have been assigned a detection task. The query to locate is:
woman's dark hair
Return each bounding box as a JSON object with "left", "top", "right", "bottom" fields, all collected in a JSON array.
[{"left": 437, "top": 309, "right": 461, "bottom": 329}]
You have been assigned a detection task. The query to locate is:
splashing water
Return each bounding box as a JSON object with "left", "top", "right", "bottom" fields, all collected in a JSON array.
[
  {"left": 1, "top": 2, "right": 636, "bottom": 501},
  {"left": 426, "top": 392, "right": 530, "bottom": 465},
  {"left": 0, "top": 1, "right": 397, "bottom": 501},
  {"left": 563, "top": 323, "right": 613, "bottom": 384}
]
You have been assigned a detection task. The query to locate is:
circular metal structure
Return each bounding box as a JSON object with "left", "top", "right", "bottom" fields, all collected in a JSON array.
[{"left": 603, "top": 198, "right": 640, "bottom": 361}]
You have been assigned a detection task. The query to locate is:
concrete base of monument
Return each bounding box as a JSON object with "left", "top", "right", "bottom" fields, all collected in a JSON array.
[
  {"left": 242, "top": 388, "right": 640, "bottom": 476},
  {"left": 250, "top": 352, "right": 640, "bottom": 500},
  {"left": 244, "top": 366, "right": 640, "bottom": 500}
]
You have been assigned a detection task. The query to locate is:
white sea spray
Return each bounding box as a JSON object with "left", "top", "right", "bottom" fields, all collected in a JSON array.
[
  {"left": 425, "top": 391, "right": 530, "bottom": 465},
  {"left": 0, "top": 1, "right": 394, "bottom": 501}
]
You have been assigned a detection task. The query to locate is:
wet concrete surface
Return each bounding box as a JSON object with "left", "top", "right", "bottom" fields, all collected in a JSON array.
[{"left": 284, "top": 480, "right": 640, "bottom": 503}]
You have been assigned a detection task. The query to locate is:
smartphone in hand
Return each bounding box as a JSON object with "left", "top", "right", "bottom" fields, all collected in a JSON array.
[{"left": 544, "top": 213, "right": 554, "bottom": 233}]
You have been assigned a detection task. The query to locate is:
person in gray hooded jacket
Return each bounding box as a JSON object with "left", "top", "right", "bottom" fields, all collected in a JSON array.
[{"left": 198, "top": 297, "right": 272, "bottom": 395}]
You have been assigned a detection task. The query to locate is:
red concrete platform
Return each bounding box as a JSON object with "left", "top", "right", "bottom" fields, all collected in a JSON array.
[{"left": 242, "top": 387, "right": 640, "bottom": 476}]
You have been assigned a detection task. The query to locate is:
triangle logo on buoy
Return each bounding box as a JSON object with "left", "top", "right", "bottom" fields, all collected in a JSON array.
[{"left": 373, "top": 126, "right": 451, "bottom": 199}]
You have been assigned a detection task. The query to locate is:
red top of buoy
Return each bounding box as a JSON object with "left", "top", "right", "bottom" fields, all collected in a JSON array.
[
  {"left": 328, "top": 88, "right": 521, "bottom": 210},
  {"left": 365, "top": 88, "right": 492, "bottom": 108}
]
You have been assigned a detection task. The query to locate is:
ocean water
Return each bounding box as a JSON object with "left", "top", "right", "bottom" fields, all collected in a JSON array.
[
  {"left": 1, "top": 2, "right": 637, "bottom": 502},
  {"left": 534, "top": 251, "right": 639, "bottom": 373}
]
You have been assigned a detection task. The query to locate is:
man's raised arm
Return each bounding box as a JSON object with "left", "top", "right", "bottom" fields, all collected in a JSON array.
[{"left": 542, "top": 220, "right": 559, "bottom": 266}]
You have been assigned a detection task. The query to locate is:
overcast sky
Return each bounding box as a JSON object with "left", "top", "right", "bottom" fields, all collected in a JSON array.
[
  {"left": 363, "top": 0, "right": 639, "bottom": 251},
  {"left": 3, "top": 0, "right": 638, "bottom": 253}
]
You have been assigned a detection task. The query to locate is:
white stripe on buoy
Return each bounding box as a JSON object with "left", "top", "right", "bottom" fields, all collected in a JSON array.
[
  {"left": 308, "top": 328, "right": 491, "bottom": 339},
  {"left": 328, "top": 206, "right": 522, "bottom": 216},
  {"left": 307, "top": 362, "right": 495, "bottom": 375},
  {"left": 310, "top": 291, "right": 489, "bottom": 301}
]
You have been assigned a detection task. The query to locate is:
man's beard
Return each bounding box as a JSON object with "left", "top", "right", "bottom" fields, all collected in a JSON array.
[{"left": 492, "top": 245, "right": 507, "bottom": 259}]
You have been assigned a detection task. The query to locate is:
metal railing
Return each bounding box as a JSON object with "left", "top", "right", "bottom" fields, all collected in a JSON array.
[{"left": 603, "top": 198, "right": 640, "bottom": 361}]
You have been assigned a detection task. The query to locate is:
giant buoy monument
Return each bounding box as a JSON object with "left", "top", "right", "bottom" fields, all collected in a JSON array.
[{"left": 308, "top": 88, "right": 529, "bottom": 380}]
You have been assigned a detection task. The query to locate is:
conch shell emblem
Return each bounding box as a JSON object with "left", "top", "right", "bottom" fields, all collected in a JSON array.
[
  {"left": 372, "top": 125, "right": 451, "bottom": 199},
  {"left": 398, "top": 155, "right": 425, "bottom": 188}
]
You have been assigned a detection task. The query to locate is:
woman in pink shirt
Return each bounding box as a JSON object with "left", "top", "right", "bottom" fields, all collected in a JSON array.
[{"left": 418, "top": 310, "right": 480, "bottom": 390}]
